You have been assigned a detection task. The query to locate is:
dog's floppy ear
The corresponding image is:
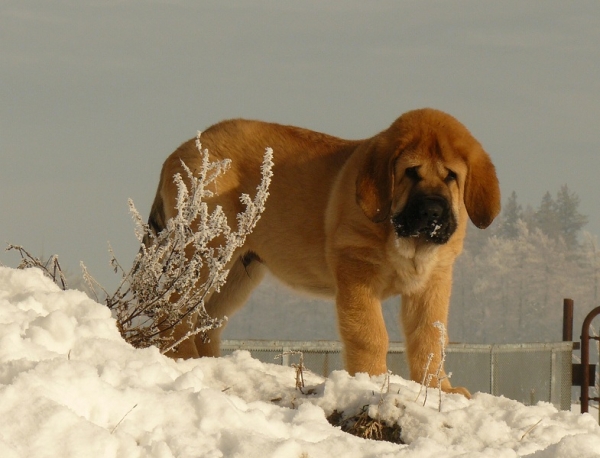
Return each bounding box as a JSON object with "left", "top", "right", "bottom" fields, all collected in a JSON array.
[
  {"left": 464, "top": 145, "right": 501, "bottom": 228},
  {"left": 356, "top": 138, "right": 398, "bottom": 223}
]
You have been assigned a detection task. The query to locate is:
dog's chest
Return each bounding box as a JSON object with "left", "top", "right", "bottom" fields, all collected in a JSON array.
[{"left": 385, "top": 238, "right": 439, "bottom": 295}]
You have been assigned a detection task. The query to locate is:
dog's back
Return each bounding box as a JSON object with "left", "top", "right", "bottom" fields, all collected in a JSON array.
[{"left": 147, "top": 119, "right": 359, "bottom": 294}]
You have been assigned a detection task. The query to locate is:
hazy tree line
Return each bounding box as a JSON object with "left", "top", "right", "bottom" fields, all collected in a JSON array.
[{"left": 450, "top": 185, "right": 596, "bottom": 343}]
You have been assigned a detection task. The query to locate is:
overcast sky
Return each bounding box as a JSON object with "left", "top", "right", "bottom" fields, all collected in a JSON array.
[{"left": 2, "top": 1, "right": 600, "bottom": 289}]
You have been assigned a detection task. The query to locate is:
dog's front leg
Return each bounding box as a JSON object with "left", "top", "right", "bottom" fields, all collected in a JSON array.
[
  {"left": 335, "top": 263, "right": 388, "bottom": 376},
  {"left": 401, "top": 270, "right": 471, "bottom": 398}
]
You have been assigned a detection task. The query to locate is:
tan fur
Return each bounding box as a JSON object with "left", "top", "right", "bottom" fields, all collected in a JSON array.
[{"left": 148, "top": 108, "right": 500, "bottom": 397}]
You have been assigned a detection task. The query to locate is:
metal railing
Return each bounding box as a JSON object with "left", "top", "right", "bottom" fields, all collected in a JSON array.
[
  {"left": 580, "top": 306, "right": 600, "bottom": 413},
  {"left": 221, "top": 339, "right": 573, "bottom": 410},
  {"left": 563, "top": 298, "right": 599, "bottom": 415}
]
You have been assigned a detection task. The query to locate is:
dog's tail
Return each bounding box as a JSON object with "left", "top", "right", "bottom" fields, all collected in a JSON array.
[
  {"left": 131, "top": 191, "right": 167, "bottom": 275},
  {"left": 143, "top": 191, "right": 167, "bottom": 247}
]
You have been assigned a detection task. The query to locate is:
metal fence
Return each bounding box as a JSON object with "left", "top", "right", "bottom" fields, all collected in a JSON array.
[{"left": 221, "top": 339, "right": 573, "bottom": 410}]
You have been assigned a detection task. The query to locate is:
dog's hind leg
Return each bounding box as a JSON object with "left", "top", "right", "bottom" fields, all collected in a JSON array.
[{"left": 194, "top": 252, "right": 267, "bottom": 357}]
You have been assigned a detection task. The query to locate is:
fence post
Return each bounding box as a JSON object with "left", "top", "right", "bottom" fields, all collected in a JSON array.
[
  {"left": 563, "top": 298, "right": 574, "bottom": 342},
  {"left": 490, "top": 344, "right": 496, "bottom": 396},
  {"left": 282, "top": 346, "right": 290, "bottom": 367}
]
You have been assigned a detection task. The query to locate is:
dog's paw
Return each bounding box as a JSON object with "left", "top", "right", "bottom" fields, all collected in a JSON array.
[{"left": 443, "top": 385, "right": 471, "bottom": 399}]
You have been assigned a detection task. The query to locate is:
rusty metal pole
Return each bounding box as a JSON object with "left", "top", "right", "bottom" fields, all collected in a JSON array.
[
  {"left": 563, "top": 298, "right": 574, "bottom": 342},
  {"left": 581, "top": 306, "right": 600, "bottom": 414}
]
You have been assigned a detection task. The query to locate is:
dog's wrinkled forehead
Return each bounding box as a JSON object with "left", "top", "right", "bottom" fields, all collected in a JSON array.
[
  {"left": 390, "top": 109, "right": 475, "bottom": 160},
  {"left": 395, "top": 132, "right": 467, "bottom": 183}
]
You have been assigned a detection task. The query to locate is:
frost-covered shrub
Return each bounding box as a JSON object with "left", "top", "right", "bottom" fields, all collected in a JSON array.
[
  {"left": 87, "top": 134, "right": 273, "bottom": 353},
  {"left": 5, "top": 245, "right": 68, "bottom": 290}
]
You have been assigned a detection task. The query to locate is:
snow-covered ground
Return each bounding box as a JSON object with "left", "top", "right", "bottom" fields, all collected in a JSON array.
[{"left": 1, "top": 266, "right": 599, "bottom": 457}]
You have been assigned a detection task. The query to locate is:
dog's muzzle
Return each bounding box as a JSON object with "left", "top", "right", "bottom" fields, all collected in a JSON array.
[{"left": 391, "top": 195, "right": 456, "bottom": 244}]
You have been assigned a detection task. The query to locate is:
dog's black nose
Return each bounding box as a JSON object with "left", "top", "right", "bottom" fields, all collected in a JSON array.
[{"left": 418, "top": 197, "right": 446, "bottom": 223}]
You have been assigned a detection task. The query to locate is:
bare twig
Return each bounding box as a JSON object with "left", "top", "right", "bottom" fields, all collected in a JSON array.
[
  {"left": 110, "top": 404, "right": 138, "bottom": 434},
  {"left": 416, "top": 353, "right": 434, "bottom": 403},
  {"left": 520, "top": 419, "right": 543, "bottom": 441},
  {"left": 6, "top": 245, "right": 68, "bottom": 290},
  {"left": 275, "top": 351, "right": 309, "bottom": 393},
  {"left": 433, "top": 321, "right": 451, "bottom": 412},
  {"left": 415, "top": 322, "right": 451, "bottom": 412}
]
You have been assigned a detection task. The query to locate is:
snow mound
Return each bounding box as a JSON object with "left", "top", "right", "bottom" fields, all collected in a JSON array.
[{"left": 0, "top": 266, "right": 598, "bottom": 457}]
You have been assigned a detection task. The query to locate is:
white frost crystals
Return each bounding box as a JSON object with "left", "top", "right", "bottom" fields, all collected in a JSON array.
[
  {"left": 94, "top": 133, "right": 274, "bottom": 353},
  {"left": 429, "top": 223, "right": 442, "bottom": 238}
]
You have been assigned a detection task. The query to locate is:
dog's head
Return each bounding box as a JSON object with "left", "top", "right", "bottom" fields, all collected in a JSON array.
[{"left": 356, "top": 108, "right": 500, "bottom": 244}]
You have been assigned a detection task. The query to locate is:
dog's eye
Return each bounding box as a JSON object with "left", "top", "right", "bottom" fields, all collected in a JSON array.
[
  {"left": 405, "top": 166, "right": 421, "bottom": 181},
  {"left": 445, "top": 170, "right": 457, "bottom": 183}
]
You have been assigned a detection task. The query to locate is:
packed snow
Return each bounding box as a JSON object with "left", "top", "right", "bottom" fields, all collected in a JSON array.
[{"left": 0, "top": 266, "right": 599, "bottom": 457}]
